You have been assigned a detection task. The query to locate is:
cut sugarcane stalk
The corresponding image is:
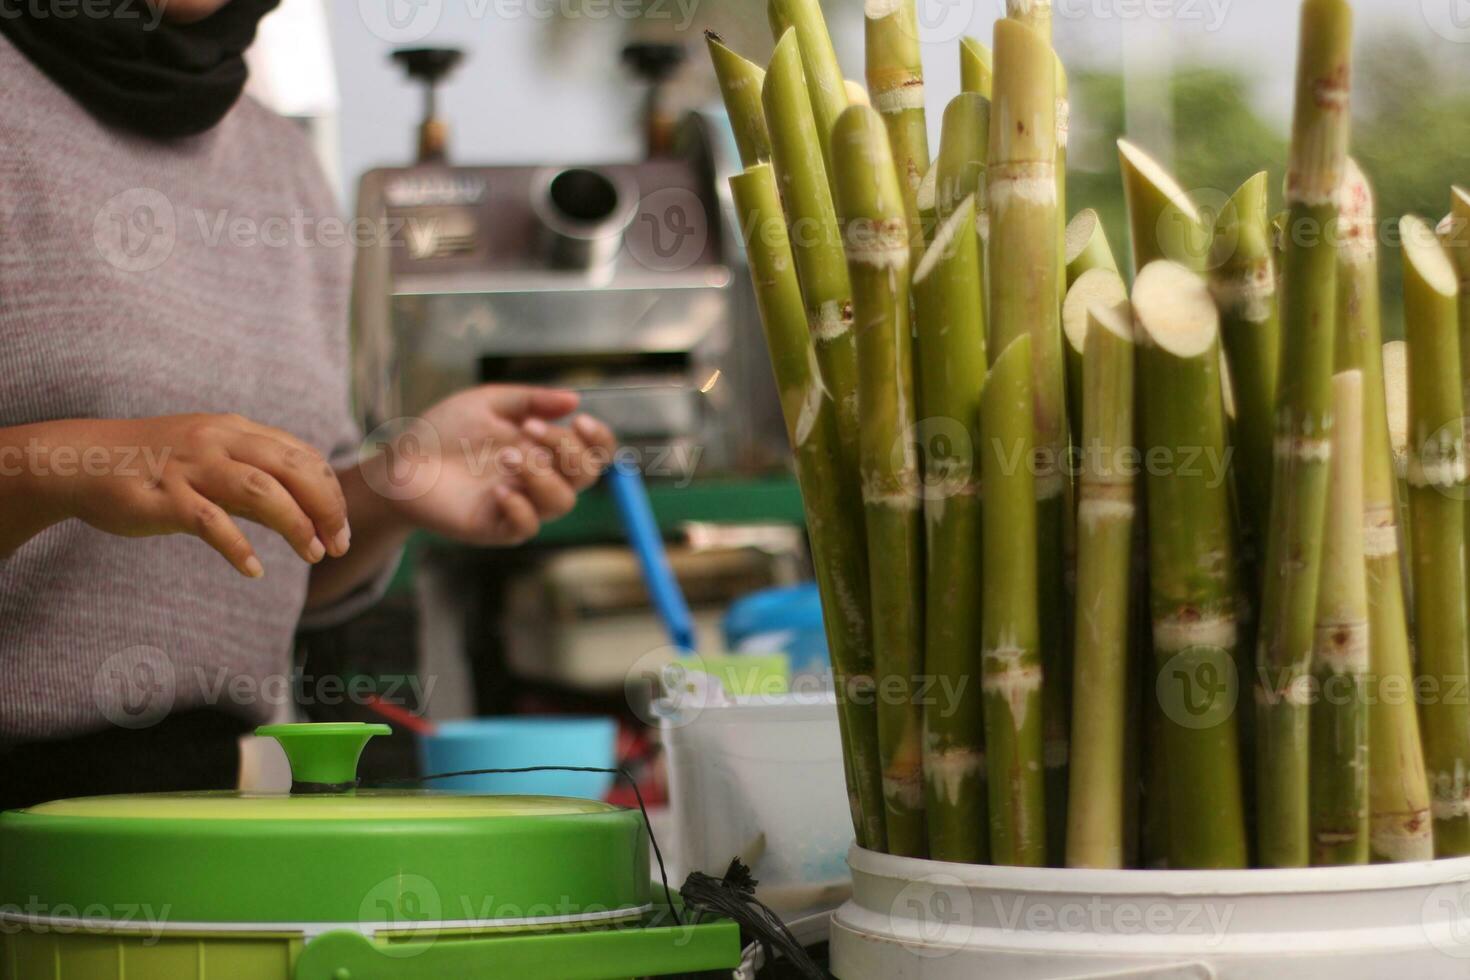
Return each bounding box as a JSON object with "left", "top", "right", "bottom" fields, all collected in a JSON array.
[
  {"left": 915, "top": 197, "right": 989, "bottom": 863},
  {"left": 846, "top": 80, "right": 872, "bottom": 107},
  {"left": 1066, "top": 301, "right": 1137, "bottom": 870},
  {"left": 960, "top": 36, "right": 993, "bottom": 98},
  {"left": 1255, "top": 0, "right": 1353, "bottom": 869},
  {"left": 1310, "top": 369, "right": 1370, "bottom": 866},
  {"left": 1055, "top": 54, "right": 1069, "bottom": 303},
  {"left": 1118, "top": 139, "right": 1210, "bottom": 275},
  {"left": 729, "top": 163, "right": 886, "bottom": 850},
  {"left": 1210, "top": 172, "right": 1280, "bottom": 585},
  {"left": 1007, "top": 0, "right": 1052, "bottom": 42},
  {"left": 1062, "top": 269, "right": 1128, "bottom": 456},
  {"left": 706, "top": 33, "right": 770, "bottom": 168},
  {"left": 763, "top": 29, "right": 862, "bottom": 492},
  {"left": 831, "top": 104, "right": 927, "bottom": 857},
  {"left": 1065, "top": 209, "right": 1120, "bottom": 288},
  {"left": 1134, "top": 260, "right": 1250, "bottom": 870},
  {"left": 935, "top": 92, "right": 990, "bottom": 317},
  {"left": 1335, "top": 164, "right": 1433, "bottom": 863},
  {"left": 1445, "top": 189, "right": 1470, "bottom": 585},
  {"left": 917, "top": 164, "right": 939, "bottom": 244},
  {"left": 769, "top": 0, "right": 848, "bottom": 179},
  {"left": 988, "top": 19, "right": 1069, "bottom": 852},
  {"left": 1402, "top": 214, "right": 1470, "bottom": 857},
  {"left": 981, "top": 334, "right": 1047, "bottom": 866},
  {"left": 865, "top": 0, "right": 931, "bottom": 255}
]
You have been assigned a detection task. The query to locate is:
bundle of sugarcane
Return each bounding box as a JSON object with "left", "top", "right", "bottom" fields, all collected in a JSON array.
[{"left": 711, "top": 0, "right": 1470, "bottom": 873}]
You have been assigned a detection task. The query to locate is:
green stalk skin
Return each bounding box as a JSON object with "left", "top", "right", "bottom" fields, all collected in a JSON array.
[
  {"left": 1062, "top": 269, "right": 1128, "bottom": 455},
  {"left": 769, "top": 0, "right": 848, "bottom": 182},
  {"left": 981, "top": 335, "right": 1047, "bottom": 866},
  {"left": 934, "top": 93, "right": 991, "bottom": 338},
  {"left": 1055, "top": 54, "right": 1069, "bottom": 305},
  {"left": 1006, "top": 0, "right": 1053, "bottom": 43},
  {"left": 1271, "top": 209, "right": 1290, "bottom": 276},
  {"left": 865, "top": 0, "right": 931, "bottom": 257},
  {"left": 763, "top": 30, "right": 862, "bottom": 496},
  {"left": 1444, "top": 190, "right": 1470, "bottom": 615},
  {"left": 1065, "top": 209, "right": 1120, "bottom": 288},
  {"left": 768, "top": 0, "right": 791, "bottom": 38},
  {"left": 1402, "top": 215, "right": 1470, "bottom": 857},
  {"left": 1210, "top": 172, "right": 1281, "bottom": 591},
  {"left": 831, "top": 105, "right": 927, "bottom": 858},
  {"left": 960, "top": 37, "right": 994, "bottom": 98},
  {"left": 1065, "top": 303, "right": 1137, "bottom": 869},
  {"left": 1335, "top": 166, "right": 1433, "bottom": 863},
  {"left": 1254, "top": 0, "right": 1353, "bottom": 869},
  {"left": 1134, "top": 261, "right": 1250, "bottom": 870},
  {"left": 730, "top": 164, "right": 887, "bottom": 851},
  {"left": 915, "top": 198, "right": 990, "bottom": 863},
  {"left": 1118, "top": 139, "right": 1210, "bottom": 277},
  {"left": 916, "top": 164, "right": 939, "bottom": 244},
  {"left": 1310, "top": 370, "right": 1370, "bottom": 866},
  {"left": 1382, "top": 340, "right": 1415, "bottom": 617},
  {"left": 706, "top": 34, "right": 770, "bottom": 169},
  {"left": 988, "top": 20, "right": 1069, "bottom": 858}
]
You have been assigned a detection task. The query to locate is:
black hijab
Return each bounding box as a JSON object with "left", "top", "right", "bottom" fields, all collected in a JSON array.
[{"left": 0, "top": 0, "right": 281, "bottom": 139}]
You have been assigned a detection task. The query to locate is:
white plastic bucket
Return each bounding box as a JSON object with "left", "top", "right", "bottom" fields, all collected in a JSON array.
[
  {"left": 831, "top": 846, "right": 1470, "bottom": 979},
  {"left": 661, "top": 691, "right": 853, "bottom": 920}
]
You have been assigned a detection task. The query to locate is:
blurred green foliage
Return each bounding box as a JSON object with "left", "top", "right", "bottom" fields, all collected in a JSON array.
[{"left": 1067, "top": 32, "right": 1470, "bottom": 340}]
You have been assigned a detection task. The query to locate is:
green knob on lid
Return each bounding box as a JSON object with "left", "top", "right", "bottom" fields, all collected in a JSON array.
[{"left": 255, "top": 723, "right": 392, "bottom": 792}]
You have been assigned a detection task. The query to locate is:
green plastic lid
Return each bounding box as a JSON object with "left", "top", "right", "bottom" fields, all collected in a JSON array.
[{"left": 0, "top": 724, "right": 650, "bottom": 928}]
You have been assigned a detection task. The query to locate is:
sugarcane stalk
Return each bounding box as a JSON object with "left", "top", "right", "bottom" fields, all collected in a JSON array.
[
  {"left": 706, "top": 33, "right": 770, "bottom": 168},
  {"left": 865, "top": 0, "right": 931, "bottom": 256},
  {"left": 1007, "top": 0, "right": 1052, "bottom": 42},
  {"left": 916, "top": 164, "right": 939, "bottom": 244},
  {"left": 1210, "top": 172, "right": 1281, "bottom": 586},
  {"left": 729, "top": 163, "right": 887, "bottom": 850},
  {"left": 846, "top": 80, "right": 871, "bottom": 107},
  {"left": 769, "top": 0, "right": 848, "bottom": 180},
  {"left": 935, "top": 92, "right": 990, "bottom": 323},
  {"left": 763, "top": 29, "right": 862, "bottom": 494},
  {"left": 1402, "top": 214, "right": 1470, "bottom": 857},
  {"left": 981, "top": 334, "right": 1047, "bottom": 866},
  {"left": 1334, "top": 163, "right": 1433, "bottom": 862},
  {"left": 988, "top": 19, "right": 1069, "bottom": 856},
  {"left": 831, "top": 104, "right": 927, "bottom": 857},
  {"left": 1065, "top": 209, "right": 1120, "bottom": 288},
  {"left": 915, "top": 197, "right": 989, "bottom": 863},
  {"left": 1134, "top": 260, "right": 1250, "bottom": 869},
  {"left": 1254, "top": 0, "right": 1353, "bottom": 869},
  {"left": 1446, "top": 189, "right": 1470, "bottom": 600},
  {"left": 1065, "top": 302, "right": 1137, "bottom": 869},
  {"left": 1381, "top": 340, "right": 1416, "bottom": 621},
  {"left": 960, "top": 36, "right": 993, "bottom": 98},
  {"left": 1118, "top": 139, "right": 1211, "bottom": 276},
  {"left": 1062, "top": 269, "right": 1128, "bottom": 455},
  {"left": 1309, "top": 369, "right": 1370, "bottom": 866},
  {"left": 1055, "top": 53, "right": 1069, "bottom": 303}
]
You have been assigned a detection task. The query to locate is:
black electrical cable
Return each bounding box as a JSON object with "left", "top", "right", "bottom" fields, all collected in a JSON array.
[
  {"left": 373, "top": 765, "right": 681, "bottom": 927},
  {"left": 680, "top": 859, "right": 830, "bottom": 980}
]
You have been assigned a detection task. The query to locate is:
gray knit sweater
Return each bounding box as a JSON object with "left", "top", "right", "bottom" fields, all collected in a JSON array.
[{"left": 0, "top": 35, "right": 359, "bottom": 741}]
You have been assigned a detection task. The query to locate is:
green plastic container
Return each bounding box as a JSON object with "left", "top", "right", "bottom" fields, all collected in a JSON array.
[{"left": 0, "top": 724, "right": 739, "bottom": 979}]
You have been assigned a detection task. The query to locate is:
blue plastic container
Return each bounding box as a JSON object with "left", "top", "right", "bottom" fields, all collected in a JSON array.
[
  {"left": 418, "top": 716, "right": 619, "bottom": 799},
  {"left": 723, "top": 583, "right": 831, "bottom": 675}
]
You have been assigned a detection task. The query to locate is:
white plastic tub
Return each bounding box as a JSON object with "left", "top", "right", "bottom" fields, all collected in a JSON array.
[
  {"left": 661, "top": 690, "right": 853, "bottom": 920},
  {"left": 831, "top": 846, "right": 1470, "bottom": 979}
]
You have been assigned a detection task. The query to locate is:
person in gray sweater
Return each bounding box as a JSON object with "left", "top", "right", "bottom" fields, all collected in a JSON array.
[{"left": 0, "top": 0, "right": 616, "bottom": 806}]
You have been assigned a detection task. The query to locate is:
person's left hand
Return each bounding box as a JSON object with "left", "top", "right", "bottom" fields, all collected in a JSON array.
[{"left": 358, "top": 385, "right": 617, "bottom": 547}]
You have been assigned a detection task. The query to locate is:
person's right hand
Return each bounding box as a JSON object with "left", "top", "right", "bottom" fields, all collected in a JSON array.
[{"left": 11, "top": 414, "right": 351, "bottom": 578}]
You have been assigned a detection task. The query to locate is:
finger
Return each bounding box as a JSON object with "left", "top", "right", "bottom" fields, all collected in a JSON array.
[
  {"left": 227, "top": 434, "right": 351, "bottom": 557},
  {"left": 515, "top": 446, "right": 578, "bottom": 520},
  {"left": 571, "top": 414, "right": 617, "bottom": 467},
  {"left": 491, "top": 484, "right": 540, "bottom": 545},
  {"left": 484, "top": 385, "right": 580, "bottom": 423},
  {"left": 194, "top": 460, "right": 326, "bottom": 565},
  {"left": 169, "top": 485, "right": 265, "bottom": 579},
  {"left": 521, "top": 418, "right": 600, "bottom": 490}
]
